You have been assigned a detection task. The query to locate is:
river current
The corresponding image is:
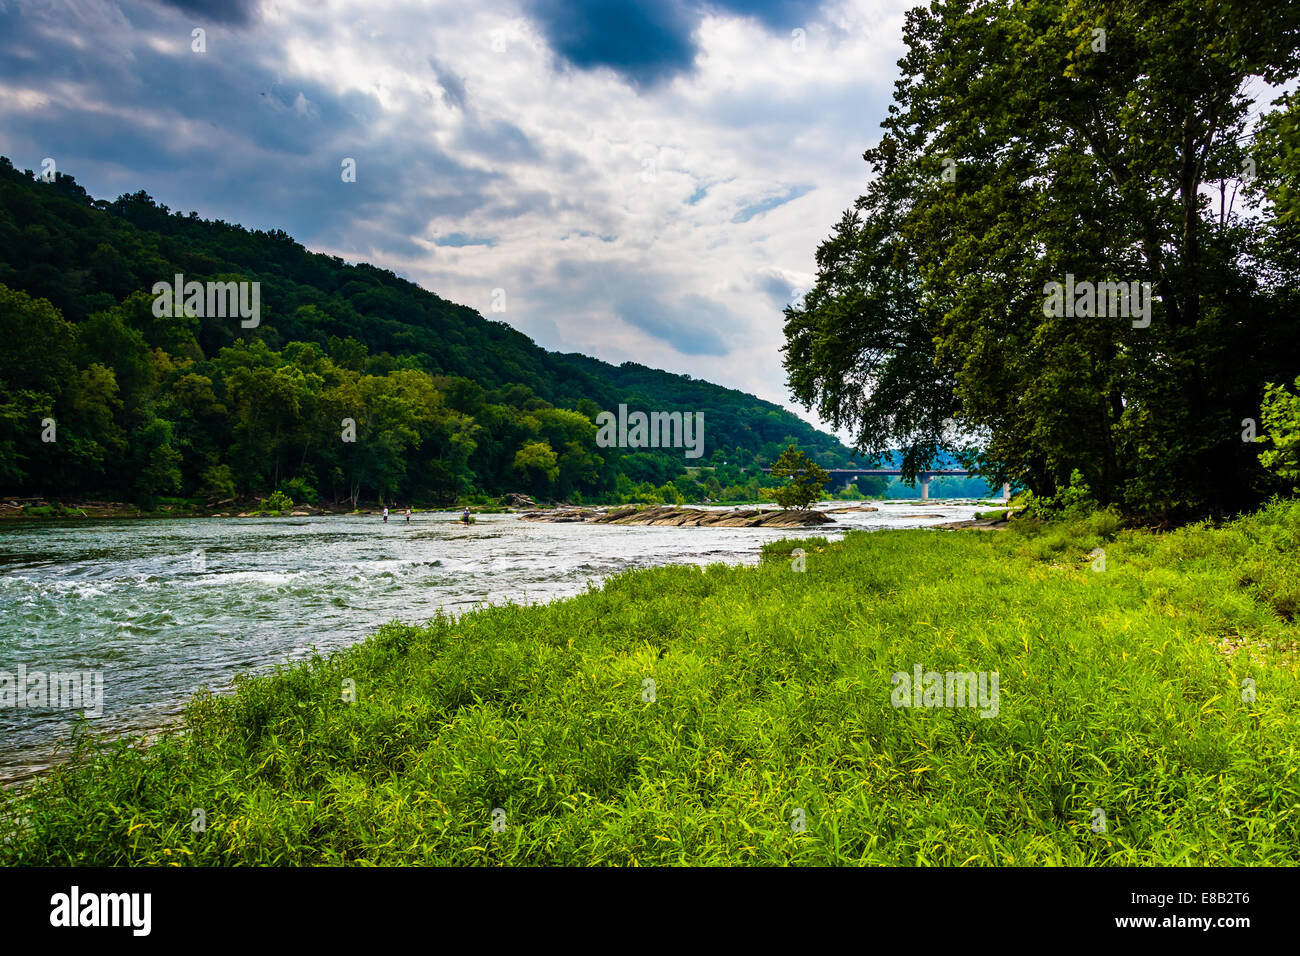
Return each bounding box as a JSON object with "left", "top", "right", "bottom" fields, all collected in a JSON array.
[{"left": 0, "top": 500, "right": 984, "bottom": 783}]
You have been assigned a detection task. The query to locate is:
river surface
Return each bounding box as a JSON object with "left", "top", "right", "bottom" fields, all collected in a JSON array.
[{"left": 0, "top": 500, "right": 984, "bottom": 783}]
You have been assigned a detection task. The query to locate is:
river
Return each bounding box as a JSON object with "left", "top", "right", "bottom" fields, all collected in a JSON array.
[{"left": 0, "top": 500, "right": 985, "bottom": 783}]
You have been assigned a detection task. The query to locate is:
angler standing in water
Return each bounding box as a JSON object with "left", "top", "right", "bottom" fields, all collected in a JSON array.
[
  {"left": 382, "top": 506, "right": 389, "bottom": 523},
  {"left": 405, "top": 507, "right": 411, "bottom": 524},
  {"left": 462, "top": 507, "right": 471, "bottom": 525}
]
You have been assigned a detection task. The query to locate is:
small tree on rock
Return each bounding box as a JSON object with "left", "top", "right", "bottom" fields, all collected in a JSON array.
[{"left": 766, "top": 444, "right": 829, "bottom": 510}]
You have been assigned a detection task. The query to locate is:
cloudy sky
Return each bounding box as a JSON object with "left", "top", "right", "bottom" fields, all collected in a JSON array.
[{"left": 0, "top": 0, "right": 912, "bottom": 430}]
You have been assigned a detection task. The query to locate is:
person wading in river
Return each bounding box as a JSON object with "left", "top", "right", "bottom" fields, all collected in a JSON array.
[
  {"left": 405, "top": 507, "right": 411, "bottom": 524},
  {"left": 382, "top": 506, "right": 389, "bottom": 523}
]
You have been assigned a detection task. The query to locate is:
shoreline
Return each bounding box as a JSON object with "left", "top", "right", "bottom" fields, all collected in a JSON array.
[
  {"left": 0, "top": 501, "right": 1001, "bottom": 790},
  {"left": 1, "top": 496, "right": 1002, "bottom": 521},
  {"left": 0, "top": 498, "right": 471, "bottom": 520},
  {"left": 0, "top": 513, "right": 855, "bottom": 788},
  {"left": 0, "top": 501, "right": 980, "bottom": 790}
]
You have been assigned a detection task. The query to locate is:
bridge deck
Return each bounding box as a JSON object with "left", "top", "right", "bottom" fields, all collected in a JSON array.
[
  {"left": 820, "top": 469, "right": 970, "bottom": 477},
  {"left": 762, "top": 468, "right": 972, "bottom": 477},
  {"left": 760, "top": 466, "right": 998, "bottom": 501}
]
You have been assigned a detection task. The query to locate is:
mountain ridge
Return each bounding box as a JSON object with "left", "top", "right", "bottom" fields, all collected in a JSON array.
[{"left": 0, "top": 157, "right": 855, "bottom": 505}]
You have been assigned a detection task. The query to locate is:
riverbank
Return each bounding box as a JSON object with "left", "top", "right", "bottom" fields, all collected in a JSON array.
[
  {"left": 0, "top": 495, "right": 995, "bottom": 521},
  {"left": 0, "top": 497, "right": 511, "bottom": 520},
  {"left": 0, "top": 508, "right": 881, "bottom": 786},
  {"left": 4, "top": 501, "right": 1297, "bottom": 864},
  {"left": 0, "top": 497, "right": 365, "bottom": 519}
]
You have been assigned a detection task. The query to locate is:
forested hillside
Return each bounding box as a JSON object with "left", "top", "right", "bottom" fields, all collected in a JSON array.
[{"left": 0, "top": 157, "right": 853, "bottom": 507}]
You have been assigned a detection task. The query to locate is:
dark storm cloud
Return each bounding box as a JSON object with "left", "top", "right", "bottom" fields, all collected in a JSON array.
[
  {"left": 426, "top": 58, "right": 540, "bottom": 163},
  {"left": 154, "top": 0, "right": 262, "bottom": 26},
  {"left": 522, "top": 0, "right": 827, "bottom": 86},
  {"left": 528, "top": 257, "right": 734, "bottom": 356},
  {"left": 0, "top": 1, "right": 517, "bottom": 266},
  {"left": 523, "top": 0, "right": 697, "bottom": 87},
  {"left": 460, "top": 117, "right": 540, "bottom": 162}
]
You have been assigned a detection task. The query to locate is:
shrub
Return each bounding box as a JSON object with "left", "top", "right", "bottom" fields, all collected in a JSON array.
[
  {"left": 1259, "top": 376, "right": 1300, "bottom": 488},
  {"left": 1020, "top": 469, "right": 1098, "bottom": 519},
  {"left": 657, "top": 481, "right": 685, "bottom": 506},
  {"left": 278, "top": 477, "right": 318, "bottom": 506},
  {"left": 199, "top": 463, "right": 237, "bottom": 500},
  {"left": 258, "top": 490, "right": 294, "bottom": 514}
]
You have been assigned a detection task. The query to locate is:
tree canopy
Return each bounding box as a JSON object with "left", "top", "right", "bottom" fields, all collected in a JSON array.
[{"left": 783, "top": 0, "right": 1300, "bottom": 522}]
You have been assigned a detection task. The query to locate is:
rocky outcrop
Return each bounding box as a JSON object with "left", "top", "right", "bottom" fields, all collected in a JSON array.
[
  {"left": 518, "top": 506, "right": 834, "bottom": 528},
  {"left": 931, "top": 516, "right": 1011, "bottom": 530},
  {"left": 518, "top": 508, "right": 595, "bottom": 523}
]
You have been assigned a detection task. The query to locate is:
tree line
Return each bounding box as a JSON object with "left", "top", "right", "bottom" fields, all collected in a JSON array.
[{"left": 783, "top": 0, "right": 1300, "bottom": 523}]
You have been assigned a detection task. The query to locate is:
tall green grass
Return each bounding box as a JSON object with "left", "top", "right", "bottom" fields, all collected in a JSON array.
[{"left": 3, "top": 500, "right": 1299, "bottom": 865}]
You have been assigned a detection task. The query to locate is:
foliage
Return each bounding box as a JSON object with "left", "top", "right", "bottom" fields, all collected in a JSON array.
[
  {"left": 782, "top": 0, "right": 1300, "bottom": 522},
  {"left": 278, "top": 476, "right": 319, "bottom": 506},
  {"left": 759, "top": 536, "right": 830, "bottom": 560},
  {"left": 258, "top": 490, "right": 294, "bottom": 514},
  {"left": 199, "top": 463, "right": 236, "bottom": 500},
  {"left": 1019, "top": 470, "right": 1100, "bottom": 520},
  {"left": 767, "top": 444, "right": 829, "bottom": 510},
  {"left": 1259, "top": 376, "right": 1300, "bottom": 487}
]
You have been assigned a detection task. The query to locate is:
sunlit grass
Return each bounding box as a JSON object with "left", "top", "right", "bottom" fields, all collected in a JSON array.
[{"left": 3, "top": 500, "right": 1299, "bottom": 865}]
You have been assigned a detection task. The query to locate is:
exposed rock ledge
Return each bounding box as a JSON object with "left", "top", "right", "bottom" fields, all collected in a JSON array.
[
  {"left": 518, "top": 505, "right": 835, "bottom": 528},
  {"left": 931, "top": 516, "right": 1012, "bottom": 530}
]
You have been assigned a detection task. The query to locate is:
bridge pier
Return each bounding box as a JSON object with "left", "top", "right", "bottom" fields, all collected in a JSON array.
[
  {"left": 1003, "top": 482, "right": 1010, "bottom": 504},
  {"left": 921, "top": 476, "right": 930, "bottom": 500}
]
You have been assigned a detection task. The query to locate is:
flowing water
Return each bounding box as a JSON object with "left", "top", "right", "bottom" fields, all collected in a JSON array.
[{"left": 0, "top": 500, "right": 985, "bottom": 783}]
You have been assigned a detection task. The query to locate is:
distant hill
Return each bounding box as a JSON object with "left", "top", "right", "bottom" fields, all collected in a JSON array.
[{"left": 0, "top": 157, "right": 854, "bottom": 505}]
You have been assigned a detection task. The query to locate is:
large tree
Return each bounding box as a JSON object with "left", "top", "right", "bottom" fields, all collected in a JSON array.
[{"left": 784, "top": 0, "right": 1300, "bottom": 521}]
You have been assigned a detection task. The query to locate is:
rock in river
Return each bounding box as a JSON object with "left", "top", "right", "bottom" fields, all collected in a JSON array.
[{"left": 518, "top": 506, "right": 834, "bottom": 528}]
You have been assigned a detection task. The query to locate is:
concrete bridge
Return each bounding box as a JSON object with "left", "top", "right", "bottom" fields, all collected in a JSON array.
[{"left": 765, "top": 466, "right": 1010, "bottom": 502}]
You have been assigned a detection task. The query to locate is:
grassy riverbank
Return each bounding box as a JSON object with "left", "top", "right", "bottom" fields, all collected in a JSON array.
[{"left": 3, "top": 501, "right": 1299, "bottom": 865}]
